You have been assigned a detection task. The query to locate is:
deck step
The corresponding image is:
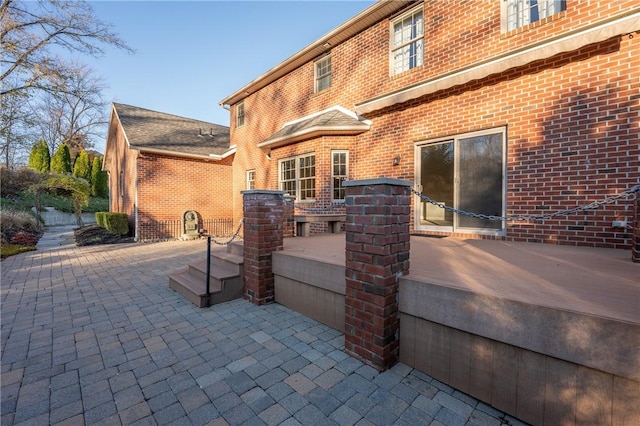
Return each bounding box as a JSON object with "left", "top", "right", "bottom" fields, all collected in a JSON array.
[{"left": 168, "top": 244, "right": 244, "bottom": 308}]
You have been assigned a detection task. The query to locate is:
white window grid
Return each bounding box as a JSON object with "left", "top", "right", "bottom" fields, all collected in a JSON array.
[
  {"left": 246, "top": 169, "right": 255, "bottom": 190},
  {"left": 236, "top": 101, "right": 245, "bottom": 127},
  {"left": 279, "top": 154, "right": 316, "bottom": 201},
  {"left": 331, "top": 150, "right": 348, "bottom": 201},
  {"left": 315, "top": 55, "right": 332, "bottom": 92},
  {"left": 503, "top": 0, "right": 565, "bottom": 31},
  {"left": 391, "top": 7, "right": 424, "bottom": 75}
]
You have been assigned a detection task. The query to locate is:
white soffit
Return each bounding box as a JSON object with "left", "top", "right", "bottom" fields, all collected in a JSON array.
[{"left": 355, "top": 12, "right": 640, "bottom": 115}]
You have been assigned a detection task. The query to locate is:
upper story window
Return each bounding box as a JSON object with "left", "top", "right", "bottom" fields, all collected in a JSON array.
[
  {"left": 236, "top": 101, "right": 245, "bottom": 127},
  {"left": 246, "top": 169, "right": 255, "bottom": 190},
  {"left": 331, "top": 150, "right": 348, "bottom": 202},
  {"left": 279, "top": 153, "right": 316, "bottom": 202},
  {"left": 503, "top": 0, "right": 566, "bottom": 31},
  {"left": 391, "top": 6, "right": 424, "bottom": 76},
  {"left": 315, "top": 55, "right": 332, "bottom": 92}
]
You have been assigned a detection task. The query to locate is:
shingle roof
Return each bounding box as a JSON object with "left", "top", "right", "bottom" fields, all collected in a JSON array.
[
  {"left": 113, "top": 103, "right": 230, "bottom": 157},
  {"left": 258, "top": 107, "right": 370, "bottom": 149}
]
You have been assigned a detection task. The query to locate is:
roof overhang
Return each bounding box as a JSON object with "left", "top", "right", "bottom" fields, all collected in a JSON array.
[
  {"left": 219, "top": 1, "right": 416, "bottom": 107},
  {"left": 258, "top": 106, "right": 371, "bottom": 149},
  {"left": 355, "top": 10, "right": 640, "bottom": 115},
  {"left": 133, "top": 145, "right": 236, "bottom": 161}
]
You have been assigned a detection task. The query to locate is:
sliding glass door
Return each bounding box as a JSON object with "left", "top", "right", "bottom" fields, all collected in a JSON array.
[{"left": 416, "top": 127, "right": 506, "bottom": 234}]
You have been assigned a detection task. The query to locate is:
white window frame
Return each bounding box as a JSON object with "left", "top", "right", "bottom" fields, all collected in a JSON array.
[
  {"left": 315, "top": 55, "right": 332, "bottom": 93},
  {"left": 390, "top": 6, "right": 424, "bottom": 76},
  {"left": 246, "top": 169, "right": 255, "bottom": 190},
  {"left": 502, "top": 0, "right": 566, "bottom": 32},
  {"left": 236, "top": 101, "right": 245, "bottom": 128},
  {"left": 331, "top": 150, "right": 348, "bottom": 202},
  {"left": 279, "top": 153, "right": 316, "bottom": 202},
  {"left": 414, "top": 127, "right": 507, "bottom": 236}
]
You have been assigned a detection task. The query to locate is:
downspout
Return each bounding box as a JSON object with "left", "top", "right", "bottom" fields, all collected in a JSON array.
[{"left": 134, "top": 151, "right": 139, "bottom": 242}]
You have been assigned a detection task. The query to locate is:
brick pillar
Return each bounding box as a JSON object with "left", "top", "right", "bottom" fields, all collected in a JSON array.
[
  {"left": 342, "top": 178, "right": 411, "bottom": 371},
  {"left": 633, "top": 191, "right": 639, "bottom": 263},
  {"left": 242, "top": 190, "right": 285, "bottom": 305}
]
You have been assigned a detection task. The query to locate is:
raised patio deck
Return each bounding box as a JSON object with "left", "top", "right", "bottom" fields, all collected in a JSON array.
[{"left": 282, "top": 234, "right": 639, "bottom": 324}]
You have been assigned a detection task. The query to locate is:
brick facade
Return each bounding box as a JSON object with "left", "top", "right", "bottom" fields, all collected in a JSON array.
[{"left": 224, "top": 1, "right": 639, "bottom": 249}]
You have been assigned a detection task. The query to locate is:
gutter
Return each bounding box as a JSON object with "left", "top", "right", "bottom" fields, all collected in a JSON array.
[{"left": 132, "top": 145, "right": 237, "bottom": 161}]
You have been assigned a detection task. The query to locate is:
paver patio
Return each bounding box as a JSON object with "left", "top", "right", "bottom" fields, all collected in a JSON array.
[{"left": 1, "top": 230, "right": 526, "bottom": 426}]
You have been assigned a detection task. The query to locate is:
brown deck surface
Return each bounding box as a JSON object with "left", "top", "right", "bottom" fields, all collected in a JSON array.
[{"left": 282, "top": 234, "right": 640, "bottom": 324}]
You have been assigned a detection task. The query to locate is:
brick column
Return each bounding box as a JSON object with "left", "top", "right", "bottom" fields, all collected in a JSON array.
[
  {"left": 633, "top": 191, "right": 639, "bottom": 263},
  {"left": 242, "top": 190, "right": 285, "bottom": 305},
  {"left": 342, "top": 178, "right": 411, "bottom": 371}
]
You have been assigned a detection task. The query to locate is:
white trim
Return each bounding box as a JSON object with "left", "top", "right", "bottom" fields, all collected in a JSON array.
[{"left": 356, "top": 12, "right": 640, "bottom": 115}]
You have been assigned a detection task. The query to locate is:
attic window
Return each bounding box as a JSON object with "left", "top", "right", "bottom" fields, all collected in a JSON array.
[{"left": 236, "top": 101, "right": 245, "bottom": 128}]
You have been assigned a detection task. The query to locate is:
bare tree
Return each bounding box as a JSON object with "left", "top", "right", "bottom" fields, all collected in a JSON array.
[
  {"left": 31, "top": 63, "right": 108, "bottom": 154},
  {"left": 1, "top": 0, "right": 133, "bottom": 98},
  {"left": 0, "top": 80, "right": 37, "bottom": 167}
]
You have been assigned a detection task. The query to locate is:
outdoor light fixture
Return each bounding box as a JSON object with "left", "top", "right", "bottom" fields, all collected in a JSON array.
[{"left": 393, "top": 156, "right": 401, "bottom": 166}]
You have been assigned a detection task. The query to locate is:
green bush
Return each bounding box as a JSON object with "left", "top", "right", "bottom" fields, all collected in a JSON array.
[
  {"left": 28, "top": 140, "right": 50, "bottom": 173},
  {"left": 101, "top": 213, "right": 129, "bottom": 235},
  {"left": 73, "top": 150, "right": 92, "bottom": 182},
  {"left": 95, "top": 212, "right": 107, "bottom": 227},
  {"left": 50, "top": 144, "right": 72, "bottom": 174},
  {"left": 91, "top": 156, "right": 108, "bottom": 198}
]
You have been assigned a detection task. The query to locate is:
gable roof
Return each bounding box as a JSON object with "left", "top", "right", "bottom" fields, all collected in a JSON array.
[
  {"left": 258, "top": 106, "right": 371, "bottom": 149},
  {"left": 112, "top": 103, "right": 233, "bottom": 159}
]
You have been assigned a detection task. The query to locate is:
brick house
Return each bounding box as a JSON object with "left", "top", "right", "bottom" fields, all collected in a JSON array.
[
  {"left": 103, "top": 103, "right": 235, "bottom": 241},
  {"left": 220, "top": 0, "right": 639, "bottom": 249}
]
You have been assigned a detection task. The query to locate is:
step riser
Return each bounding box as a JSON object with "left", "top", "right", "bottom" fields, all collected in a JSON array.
[{"left": 169, "top": 275, "right": 243, "bottom": 308}]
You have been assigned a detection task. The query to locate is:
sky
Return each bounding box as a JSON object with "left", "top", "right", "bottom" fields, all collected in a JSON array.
[{"left": 84, "top": 0, "right": 376, "bottom": 153}]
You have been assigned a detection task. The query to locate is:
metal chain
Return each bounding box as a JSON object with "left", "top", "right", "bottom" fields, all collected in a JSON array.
[
  {"left": 411, "top": 185, "right": 639, "bottom": 222},
  {"left": 208, "top": 219, "right": 244, "bottom": 246}
]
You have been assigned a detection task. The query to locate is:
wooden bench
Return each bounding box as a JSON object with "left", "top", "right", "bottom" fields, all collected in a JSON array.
[{"left": 294, "top": 215, "right": 346, "bottom": 237}]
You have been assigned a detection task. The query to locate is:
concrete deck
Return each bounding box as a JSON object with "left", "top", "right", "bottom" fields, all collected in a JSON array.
[
  {"left": 1, "top": 229, "right": 526, "bottom": 426},
  {"left": 282, "top": 234, "right": 640, "bottom": 325}
]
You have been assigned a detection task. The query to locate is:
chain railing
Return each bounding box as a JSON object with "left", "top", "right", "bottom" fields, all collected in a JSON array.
[
  {"left": 411, "top": 185, "right": 639, "bottom": 222},
  {"left": 206, "top": 219, "right": 244, "bottom": 246}
]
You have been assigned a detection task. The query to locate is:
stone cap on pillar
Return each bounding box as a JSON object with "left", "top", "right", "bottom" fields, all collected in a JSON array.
[{"left": 342, "top": 178, "right": 412, "bottom": 187}]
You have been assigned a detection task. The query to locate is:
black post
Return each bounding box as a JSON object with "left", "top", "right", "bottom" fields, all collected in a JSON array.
[{"left": 206, "top": 236, "right": 211, "bottom": 307}]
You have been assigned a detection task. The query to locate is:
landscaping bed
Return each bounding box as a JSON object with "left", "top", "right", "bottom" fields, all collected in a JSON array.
[{"left": 74, "top": 224, "right": 134, "bottom": 246}]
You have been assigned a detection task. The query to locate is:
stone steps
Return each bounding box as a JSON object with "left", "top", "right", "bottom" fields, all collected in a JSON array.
[{"left": 169, "top": 244, "right": 244, "bottom": 308}]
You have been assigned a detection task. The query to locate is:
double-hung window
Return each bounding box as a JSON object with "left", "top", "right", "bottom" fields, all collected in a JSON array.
[
  {"left": 331, "top": 151, "right": 348, "bottom": 202},
  {"left": 279, "top": 154, "right": 316, "bottom": 201},
  {"left": 236, "top": 101, "right": 245, "bottom": 127},
  {"left": 315, "top": 55, "right": 332, "bottom": 92},
  {"left": 415, "top": 127, "right": 506, "bottom": 235},
  {"left": 391, "top": 7, "right": 424, "bottom": 75},
  {"left": 246, "top": 169, "right": 255, "bottom": 190},
  {"left": 503, "top": 0, "right": 566, "bottom": 31}
]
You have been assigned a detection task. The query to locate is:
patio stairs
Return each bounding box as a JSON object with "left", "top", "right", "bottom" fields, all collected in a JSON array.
[{"left": 169, "top": 241, "right": 244, "bottom": 308}]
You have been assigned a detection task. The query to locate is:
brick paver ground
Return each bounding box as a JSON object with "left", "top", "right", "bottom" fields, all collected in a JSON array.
[{"left": 1, "top": 230, "right": 528, "bottom": 425}]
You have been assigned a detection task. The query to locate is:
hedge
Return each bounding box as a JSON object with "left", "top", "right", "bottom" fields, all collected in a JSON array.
[{"left": 95, "top": 212, "right": 129, "bottom": 235}]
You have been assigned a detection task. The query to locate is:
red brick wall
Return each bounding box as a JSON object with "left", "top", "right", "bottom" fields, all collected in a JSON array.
[
  {"left": 229, "top": 1, "right": 639, "bottom": 248},
  {"left": 136, "top": 154, "right": 233, "bottom": 241},
  {"left": 103, "top": 115, "right": 138, "bottom": 233}
]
